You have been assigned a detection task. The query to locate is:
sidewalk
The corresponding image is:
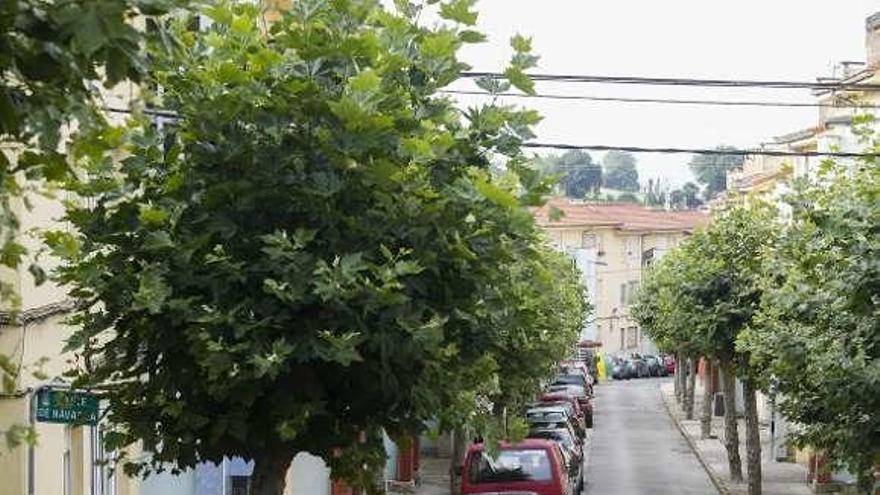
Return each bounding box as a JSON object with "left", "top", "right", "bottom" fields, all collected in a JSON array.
[
  {"left": 413, "top": 455, "right": 452, "bottom": 495},
  {"left": 660, "top": 382, "right": 811, "bottom": 495}
]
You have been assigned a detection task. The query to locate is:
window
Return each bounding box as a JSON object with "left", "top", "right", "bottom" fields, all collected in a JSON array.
[
  {"left": 94, "top": 427, "right": 117, "bottom": 495},
  {"left": 620, "top": 281, "right": 640, "bottom": 306},
  {"left": 626, "top": 327, "right": 637, "bottom": 348},
  {"left": 231, "top": 476, "right": 251, "bottom": 495},
  {"left": 468, "top": 449, "right": 553, "bottom": 484},
  {"left": 582, "top": 233, "right": 598, "bottom": 249},
  {"left": 619, "top": 328, "right": 625, "bottom": 350},
  {"left": 627, "top": 281, "right": 640, "bottom": 305}
]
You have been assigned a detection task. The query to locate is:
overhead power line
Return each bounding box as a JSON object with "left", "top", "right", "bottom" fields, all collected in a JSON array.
[
  {"left": 522, "top": 143, "right": 877, "bottom": 158},
  {"left": 442, "top": 89, "right": 878, "bottom": 109},
  {"left": 460, "top": 72, "right": 880, "bottom": 92}
]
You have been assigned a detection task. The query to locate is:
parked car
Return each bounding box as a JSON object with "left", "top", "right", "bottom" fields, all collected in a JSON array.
[
  {"left": 527, "top": 429, "right": 584, "bottom": 492},
  {"left": 537, "top": 396, "right": 588, "bottom": 434},
  {"left": 560, "top": 360, "right": 594, "bottom": 386},
  {"left": 460, "top": 439, "right": 580, "bottom": 495},
  {"left": 545, "top": 383, "right": 591, "bottom": 414},
  {"left": 524, "top": 405, "right": 578, "bottom": 434},
  {"left": 610, "top": 356, "right": 634, "bottom": 380},
  {"left": 553, "top": 372, "right": 592, "bottom": 396},
  {"left": 628, "top": 356, "right": 650, "bottom": 378},
  {"left": 644, "top": 355, "right": 665, "bottom": 377}
]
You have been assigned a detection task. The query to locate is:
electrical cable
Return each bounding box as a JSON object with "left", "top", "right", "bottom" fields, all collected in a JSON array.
[
  {"left": 459, "top": 72, "right": 880, "bottom": 91},
  {"left": 441, "top": 89, "right": 877, "bottom": 109},
  {"left": 522, "top": 143, "right": 876, "bottom": 158}
]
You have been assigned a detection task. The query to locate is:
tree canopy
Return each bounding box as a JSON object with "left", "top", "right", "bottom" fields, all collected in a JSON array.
[
  {"left": 687, "top": 147, "right": 744, "bottom": 200},
  {"left": 602, "top": 150, "right": 639, "bottom": 192},
  {"left": 535, "top": 149, "right": 601, "bottom": 198},
  {"left": 740, "top": 146, "right": 880, "bottom": 492},
  {"left": 50, "top": 1, "right": 588, "bottom": 493}
]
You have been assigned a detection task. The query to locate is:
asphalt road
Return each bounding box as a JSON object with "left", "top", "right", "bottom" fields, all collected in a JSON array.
[{"left": 582, "top": 377, "right": 717, "bottom": 495}]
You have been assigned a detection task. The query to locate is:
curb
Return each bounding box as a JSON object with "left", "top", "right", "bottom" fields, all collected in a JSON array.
[{"left": 660, "top": 389, "right": 731, "bottom": 495}]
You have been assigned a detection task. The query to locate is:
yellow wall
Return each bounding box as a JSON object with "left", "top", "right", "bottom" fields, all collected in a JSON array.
[{"left": 543, "top": 226, "right": 687, "bottom": 354}]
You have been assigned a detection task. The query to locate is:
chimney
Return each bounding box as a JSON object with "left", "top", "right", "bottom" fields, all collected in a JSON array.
[{"left": 866, "top": 12, "right": 880, "bottom": 68}]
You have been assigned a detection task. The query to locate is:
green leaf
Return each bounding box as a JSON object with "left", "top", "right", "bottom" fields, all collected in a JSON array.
[
  {"left": 474, "top": 177, "right": 518, "bottom": 208},
  {"left": 439, "top": 0, "right": 478, "bottom": 26},
  {"left": 138, "top": 205, "right": 169, "bottom": 226},
  {"left": 71, "top": 7, "right": 106, "bottom": 57},
  {"left": 459, "top": 30, "right": 487, "bottom": 44},
  {"left": 28, "top": 264, "right": 47, "bottom": 286},
  {"left": 510, "top": 34, "right": 533, "bottom": 54},
  {"left": 420, "top": 31, "right": 459, "bottom": 59},
  {"left": 42, "top": 231, "right": 80, "bottom": 259},
  {"left": 504, "top": 66, "right": 535, "bottom": 95},
  {"left": 142, "top": 231, "right": 174, "bottom": 250},
  {"left": 132, "top": 264, "right": 171, "bottom": 314},
  {"left": 348, "top": 69, "right": 381, "bottom": 94}
]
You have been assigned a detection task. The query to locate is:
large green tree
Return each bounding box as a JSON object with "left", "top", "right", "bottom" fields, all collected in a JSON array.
[
  {"left": 602, "top": 150, "right": 639, "bottom": 192},
  {"left": 741, "top": 146, "right": 880, "bottom": 494},
  {"left": 687, "top": 147, "right": 744, "bottom": 200},
  {"left": 50, "top": 1, "right": 587, "bottom": 494}
]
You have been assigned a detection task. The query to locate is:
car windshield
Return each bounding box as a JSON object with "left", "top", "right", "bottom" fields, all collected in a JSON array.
[
  {"left": 554, "top": 374, "right": 585, "bottom": 385},
  {"left": 548, "top": 385, "right": 586, "bottom": 396},
  {"left": 529, "top": 429, "right": 573, "bottom": 449},
  {"left": 526, "top": 410, "right": 567, "bottom": 423},
  {"left": 469, "top": 449, "right": 553, "bottom": 484}
]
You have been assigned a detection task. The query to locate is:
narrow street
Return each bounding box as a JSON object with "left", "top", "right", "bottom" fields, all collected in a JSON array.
[{"left": 583, "top": 378, "right": 717, "bottom": 495}]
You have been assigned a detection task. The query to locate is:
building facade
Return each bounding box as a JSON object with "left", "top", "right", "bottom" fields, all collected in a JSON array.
[{"left": 534, "top": 200, "right": 708, "bottom": 356}]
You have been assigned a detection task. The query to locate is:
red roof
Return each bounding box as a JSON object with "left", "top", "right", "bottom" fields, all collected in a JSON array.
[{"left": 533, "top": 198, "right": 708, "bottom": 232}]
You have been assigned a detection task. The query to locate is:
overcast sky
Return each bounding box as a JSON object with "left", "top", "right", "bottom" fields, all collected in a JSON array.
[{"left": 441, "top": 0, "right": 880, "bottom": 187}]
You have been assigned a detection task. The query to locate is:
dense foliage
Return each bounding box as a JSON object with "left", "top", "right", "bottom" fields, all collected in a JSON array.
[
  {"left": 740, "top": 152, "right": 880, "bottom": 492},
  {"left": 535, "top": 149, "right": 602, "bottom": 198},
  {"left": 601, "top": 150, "right": 639, "bottom": 192},
  {"left": 634, "top": 202, "right": 778, "bottom": 363},
  {"left": 688, "top": 146, "right": 745, "bottom": 200},
  {"left": 0, "top": 0, "right": 181, "bottom": 450},
  {"left": 51, "top": 1, "right": 587, "bottom": 492}
]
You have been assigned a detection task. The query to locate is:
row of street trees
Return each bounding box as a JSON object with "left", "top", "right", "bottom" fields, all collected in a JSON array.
[
  {"left": 4, "top": 1, "right": 590, "bottom": 494},
  {"left": 633, "top": 145, "right": 879, "bottom": 494}
]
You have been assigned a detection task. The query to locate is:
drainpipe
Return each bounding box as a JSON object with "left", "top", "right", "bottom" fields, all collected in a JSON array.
[{"left": 28, "top": 387, "right": 35, "bottom": 495}]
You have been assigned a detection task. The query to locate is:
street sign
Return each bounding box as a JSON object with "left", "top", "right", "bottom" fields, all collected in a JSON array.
[{"left": 35, "top": 388, "right": 99, "bottom": 425}]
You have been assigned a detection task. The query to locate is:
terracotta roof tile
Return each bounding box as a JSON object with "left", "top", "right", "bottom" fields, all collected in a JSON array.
[{"left": 533, "top": 198, "right": 709, "bottom": 232}]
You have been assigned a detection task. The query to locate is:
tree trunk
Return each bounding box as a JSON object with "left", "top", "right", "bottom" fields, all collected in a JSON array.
[
  {"left": 450, "top": 427, "right": 467, "bottom": 495},
  {"left": 701, "top": 358, "right": 714, "bottom": 439},
  {"left": 685, "top": 357, "right": 697, "bottom": 420},
  {"left": 854, "top": 457, "right": 876, "bottom": 495},
  {"left": 720, "top": 359, "right": 743, "bottom": 482},
  {"left": 743, "top": 378, "right": 762, "bottom": 495},
  {"left": 675, "top": 351, "right": 686, "bottom": 403},
  {"left": 251, "top": 451, "right": 292, "bottom": 495}
]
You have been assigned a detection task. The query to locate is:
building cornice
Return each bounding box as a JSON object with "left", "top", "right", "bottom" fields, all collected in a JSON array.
[{"left": 0, "top": 299, "right": 77, "bottom": 326}]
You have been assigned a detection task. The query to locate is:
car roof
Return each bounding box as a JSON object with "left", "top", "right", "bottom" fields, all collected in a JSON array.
[
  {"left": 467, "top": 438, "right": 557, "bottom": 453},
  {"left": 527, "top": 405, "right": 566, "bottom": 413}
]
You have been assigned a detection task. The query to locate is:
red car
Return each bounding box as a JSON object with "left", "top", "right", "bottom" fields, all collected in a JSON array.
[{"left": 460, "top": 439, "right": 579, "bottom": 495}]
